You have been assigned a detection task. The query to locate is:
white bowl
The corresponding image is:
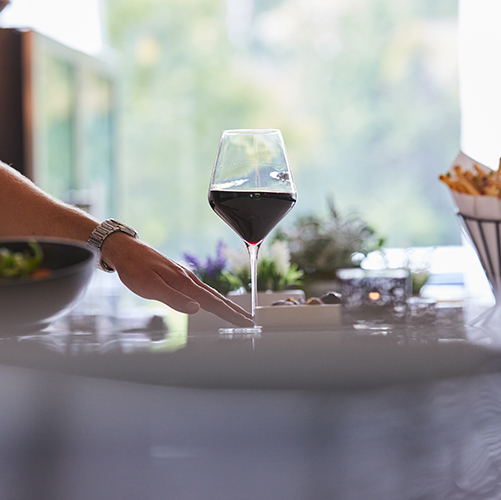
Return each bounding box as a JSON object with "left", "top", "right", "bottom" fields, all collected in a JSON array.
[{"left": 0, "top": 238, "right": 96, "bottom": 335}]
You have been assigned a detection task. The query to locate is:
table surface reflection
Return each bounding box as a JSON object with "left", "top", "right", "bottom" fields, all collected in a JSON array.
[
  {"left": 1, "top": 303, "right": 501, "bottom": 500},
  {"left": 0, "top": 301, "right": 497, "bottom": 390}
]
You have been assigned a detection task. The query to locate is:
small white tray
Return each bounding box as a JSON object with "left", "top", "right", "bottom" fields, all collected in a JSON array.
[
  {"left": 255, "top": 304, "right": 342, "bottom": 330},
  {"left": 188, "top": 290, "right": 307, "bottom": 334}
]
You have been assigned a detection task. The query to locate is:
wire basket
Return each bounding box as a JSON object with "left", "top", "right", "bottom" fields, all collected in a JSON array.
[{"left": 458, "top": 212, "right": 501, "bottom": 329}]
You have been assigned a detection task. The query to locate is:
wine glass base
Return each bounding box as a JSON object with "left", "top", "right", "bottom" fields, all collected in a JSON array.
[{"left": 218, "top": 326, "right": 262, "bottom": 339}]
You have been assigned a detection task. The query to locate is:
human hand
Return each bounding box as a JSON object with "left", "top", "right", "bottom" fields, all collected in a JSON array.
[
  {"left": 0, "top": 162, "right": 253, "bottom": 328},
  {"left": 101, "top": 234, "right": 255, "bottom": 327}
]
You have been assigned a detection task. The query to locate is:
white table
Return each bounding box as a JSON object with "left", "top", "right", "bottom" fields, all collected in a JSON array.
[{"left": 0, "top": 309, "right": 499, "bottom": 500}]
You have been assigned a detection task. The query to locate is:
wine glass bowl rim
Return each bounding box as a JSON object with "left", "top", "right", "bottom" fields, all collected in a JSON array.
[{"left": 222, "top": 129, "right": 282, "bottom": 136}]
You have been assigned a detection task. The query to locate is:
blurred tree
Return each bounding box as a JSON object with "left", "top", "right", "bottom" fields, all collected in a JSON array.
[{"left": 105, "top": 0, "right": 460, "bottom": 258}]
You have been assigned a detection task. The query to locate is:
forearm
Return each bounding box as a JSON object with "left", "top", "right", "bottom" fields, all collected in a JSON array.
[
  {"left": 0, "top": 161, "right": 254, "bottom": 326},
  {"left": 0, "top": 161, "right": 99, "bottom": 241}
]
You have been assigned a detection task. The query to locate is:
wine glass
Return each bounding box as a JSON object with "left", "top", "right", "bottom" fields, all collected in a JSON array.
[{"left": 209, "top": 129, "right": 297, "bottom": 332}]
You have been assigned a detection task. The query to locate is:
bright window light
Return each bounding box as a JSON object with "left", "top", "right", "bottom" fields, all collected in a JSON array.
[
  {"left": 0, "top": 0, "right": 104, "bottom": 54},
  {"left": 459, "top": 0, "right": 501, "bottom": 169}
]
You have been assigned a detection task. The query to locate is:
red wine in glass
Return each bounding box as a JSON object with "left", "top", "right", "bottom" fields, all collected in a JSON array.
[{"left": 208, "top": 190, "right": 296, "bottom": 245}]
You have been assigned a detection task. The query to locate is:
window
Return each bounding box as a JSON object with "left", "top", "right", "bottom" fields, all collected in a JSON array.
[
  {"left": 1, "top": 0, "right": 462, "bottom": 257},
  {"left": 458, "top": 0, "right": 501, "bottom": 168},
  {"left": 0, "top": 3, "right": 117, "bottom": 220},
  {"left": 0, "top": 0, "right": 104, "bottom": 55},
  {"left": 104, "top": 0, "right": 460, "bottom": 257}
]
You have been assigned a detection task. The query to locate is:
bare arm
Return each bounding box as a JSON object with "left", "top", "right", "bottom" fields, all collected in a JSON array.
[
  {"left": 0, "top": 162, "right": 98, "bottom": 240},
  {"left": 0, "top": 161, "right": 254, "bottom": 326}
]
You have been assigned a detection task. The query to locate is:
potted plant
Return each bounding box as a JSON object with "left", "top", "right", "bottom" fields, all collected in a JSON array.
[
  {"left": 183, "top": 240, "right": 304, "bottom": 331},
  {"left": 183, "top": 240, "right": 303, "bottom": 295},
  {"left": 183, "top": 241, "right": 235, "bottom": 296},
  {"left": 276, "top": 197, "right": 385, "bottom": 296}
]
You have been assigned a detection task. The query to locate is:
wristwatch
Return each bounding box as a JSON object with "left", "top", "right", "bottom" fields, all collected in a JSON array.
[{"left": 87, "top": 218, "right": 138, "bottom": 272}]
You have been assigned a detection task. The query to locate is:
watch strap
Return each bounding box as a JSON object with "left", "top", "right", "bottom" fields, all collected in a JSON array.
[{"left": 87, "top": 218, "right": 138, "bottom": 272}]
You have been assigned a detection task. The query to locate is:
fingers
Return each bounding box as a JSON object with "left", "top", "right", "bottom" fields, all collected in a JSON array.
[
  {"left": 120, "top": 269, "right": 201, "bottom": 315},
  {"left": 109, "top": 238, "right": 255, "bottom": 327},
  {"left": 191, "top": 286, "right": 255, "bottom": 327},
  {"left": 118, "top": 263, "right": 254, "bottom": 327},
  {"left": 187, "top": 271, "right": 253, "bottom": 318},
  {"left": 151, "top": 277, "right": 201, "bottom": 315},
  {"left": 156, "top": 269, "right": 255, "bottom": 327}
]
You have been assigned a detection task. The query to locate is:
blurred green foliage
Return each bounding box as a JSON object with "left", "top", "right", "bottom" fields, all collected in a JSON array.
[
  {"left": 104, "top": 0, "right": 460, "bottom": 258},
  {"left": 183, "top": 240, "right": 303, "bottom": 293},
  {"left": 276, "top": 197, "right": 384, "bottom": 282}
]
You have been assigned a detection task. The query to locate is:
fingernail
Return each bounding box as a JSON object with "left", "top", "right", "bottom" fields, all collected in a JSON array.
[
  {"left": 243, "top": 316, "right": 255, "bottom": 326},
  {"left": 186, "top": 302, "right": 200, "bottom": 314}
]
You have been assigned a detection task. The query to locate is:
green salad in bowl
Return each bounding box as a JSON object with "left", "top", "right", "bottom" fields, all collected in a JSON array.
[
  {"left": 0, "top": 238, "right": 96, "bottom": 335},
  {"left": 0, "top": 241, "right": 48, "bottom": 280}
]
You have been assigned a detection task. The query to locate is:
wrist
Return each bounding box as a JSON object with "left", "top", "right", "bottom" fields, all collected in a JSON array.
[{"left": 87, "top": 218, "right": 138, "bottom": 272}]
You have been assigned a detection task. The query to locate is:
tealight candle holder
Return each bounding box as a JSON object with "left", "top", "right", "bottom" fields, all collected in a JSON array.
[{"left": 336, "top": 268, "right": 411, "bottom": 322}]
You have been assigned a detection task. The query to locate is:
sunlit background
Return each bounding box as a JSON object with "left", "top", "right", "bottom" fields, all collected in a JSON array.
[
  {"left": 106, "top": 0, "right": 460, "bottom": 254},
  {"left": 2, "top": 0, "right": 500, "bottom": 306},
  {"left": 0, "top": 0, "right": 462, "bottom": 251}
]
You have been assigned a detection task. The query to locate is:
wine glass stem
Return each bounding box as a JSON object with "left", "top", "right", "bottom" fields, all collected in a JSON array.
[{"left": 246, "top": 243, "right": 260, "bottom": 318}]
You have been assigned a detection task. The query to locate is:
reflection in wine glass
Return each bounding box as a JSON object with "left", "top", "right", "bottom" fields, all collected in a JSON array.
[{"left": 209, "top": 129, "right": 296, "bottom": 333}]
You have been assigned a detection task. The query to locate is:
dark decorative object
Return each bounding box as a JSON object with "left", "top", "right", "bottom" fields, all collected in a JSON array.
[
  {"left": 336, "top": 268, "right": 411, "bottom": 322},
  {"left": 319, "top": 291, "right": 342, "bottom": 304}
]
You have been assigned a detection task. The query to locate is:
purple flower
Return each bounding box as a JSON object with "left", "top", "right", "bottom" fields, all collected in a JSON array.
[
  {"left": 182, "top": 241, "right": 233, "bottom": 295},
  {"left": 204, "top": 257, "right": 218, "bottom": 278},
  {"left": 183, "top": 252, "right": 202, "bottom": 273},
  {"left": 215, "top": 241, "right": 227, "bottom": 269},
  {"left": 204, "top": 241, "right": 227, "bottom": 278},
  {"left": 183, "top": 241, "right": 228, "bottom": 278}
]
